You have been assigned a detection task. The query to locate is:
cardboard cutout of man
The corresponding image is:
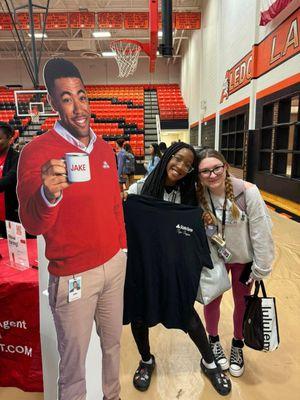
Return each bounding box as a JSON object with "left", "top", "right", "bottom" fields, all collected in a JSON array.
[{"left": 17, "top": 58, "right": 127, "bottom": 400}]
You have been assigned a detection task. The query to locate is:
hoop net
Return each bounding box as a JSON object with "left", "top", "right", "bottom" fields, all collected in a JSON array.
[{"left": 110, "top": 40, "right": 141, "bottom": 78}]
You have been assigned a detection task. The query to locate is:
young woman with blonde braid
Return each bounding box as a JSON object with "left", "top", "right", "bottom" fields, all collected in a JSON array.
[{"left": 197, "top": 148, "right": 274, "bottom": 377}]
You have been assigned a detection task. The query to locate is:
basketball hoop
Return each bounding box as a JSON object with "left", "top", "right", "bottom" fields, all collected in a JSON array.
[{"left": 110, "top": 39, "right": 142, "bottom": 78}]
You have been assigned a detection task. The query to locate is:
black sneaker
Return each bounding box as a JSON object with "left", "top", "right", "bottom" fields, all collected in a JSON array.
[
  {"left": 209, "top": 338, "right": 229, "bottom": 371},
  {"left": 200, "top": 359, "right": 231, "bottom": 396},
  {"left": 133, "top": 356, "right": 156, "bottom": 391},
  {"left": 229, "top": 342, "right": 244, "bottom": 377}
]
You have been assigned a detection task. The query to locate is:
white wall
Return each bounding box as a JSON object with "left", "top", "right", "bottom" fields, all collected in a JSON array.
[
  {"left": 221, "top": 0, "right": 255, "bottom": 67},
  {"left": 160, "top": 129, "right": 190, "bottom": 146},
  {"left": 218, "top": 0, "right": 255, "bottom": 109},
  {"left": 180, "top": 30, "right": 202, "bottom": 126},
  {"left": 0, "top": 57, "right": 180, "bottom": 87},
  {"left": 200, "top": 0, "right": 219, "bottom": 119},
  {"left": 180, "top": 39, "right": 190, "bottom": 112}
]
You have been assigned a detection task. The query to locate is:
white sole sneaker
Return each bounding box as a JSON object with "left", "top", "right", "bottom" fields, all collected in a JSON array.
[
  {"left": 218, "top": 358, "right": 229, "bottom": 371},
  {"left": 229, "top": 364, "right": 245, "bottom": 377},
  {"left": 209, "top": 340, "right": 229, "bottom": 371}
]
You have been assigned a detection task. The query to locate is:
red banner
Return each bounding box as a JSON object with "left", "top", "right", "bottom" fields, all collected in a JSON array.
[
  {"left": 98, "top": 12, "right": 123, "bottom": 29},
  {"left": 69, "top": 12, "right": 95, "bottom": 29},
  {"left": 45, "top": 13, "right": 69, "bottom": 30},
  {"left": 0, "top": 11, "right": 204, "bottom": 31},
  {"left": 220, "top": 50, "right": 253, "bottom": 103},
  {"left": 260, "top": 0, "right": 293, "bottom": 26},
  {"left": 16, "top": 13, "right": 41, "bottom": 30},
  {"left": 254, "top": 7, "right": 300, "bottom": 77},
  {"left": 175, "top": 12, "right": 201, "bottom": 30},
  {"left": 0, "top": 13, "right": 12, "bottom": 30},
  {"left": 124, "top": 12, "right": 149, "bottom": 29}
]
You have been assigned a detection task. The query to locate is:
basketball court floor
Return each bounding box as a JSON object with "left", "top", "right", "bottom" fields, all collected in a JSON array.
[{"left": 1, "top": 210, "right": 299, "bottom": 400}]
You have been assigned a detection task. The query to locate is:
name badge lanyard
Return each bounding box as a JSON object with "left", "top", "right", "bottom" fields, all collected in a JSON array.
[
  {"left": 208, "top": 189, "right": 227, "bottom": 240},
  {"left": 165, "top": 186, "right": 179, "bottom": 203}
]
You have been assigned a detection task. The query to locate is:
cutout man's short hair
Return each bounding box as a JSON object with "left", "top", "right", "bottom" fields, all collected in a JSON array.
[{"left": 43, "top": 58, "right": 84, "bottom": 96}]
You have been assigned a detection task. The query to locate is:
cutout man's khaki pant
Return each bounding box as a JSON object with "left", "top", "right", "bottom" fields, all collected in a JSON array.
[{"left": 48, "top": 250, "right": 126, "bottom": 400}]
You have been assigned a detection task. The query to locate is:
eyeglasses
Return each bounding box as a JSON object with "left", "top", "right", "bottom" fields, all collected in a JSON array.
[
  {"left": 199, "top": 164, "right": 225, "bottom": 177},
  {"left": 171, "top": 154, "right": 194, "bottom": 173}
]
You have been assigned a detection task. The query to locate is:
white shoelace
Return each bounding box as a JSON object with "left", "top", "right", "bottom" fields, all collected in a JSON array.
[
  {"left": 230, "top": 346, "right": 243, "bottom": 365},
  {"left": 211, "top": 342, "right": 227, "bottom": 360}
]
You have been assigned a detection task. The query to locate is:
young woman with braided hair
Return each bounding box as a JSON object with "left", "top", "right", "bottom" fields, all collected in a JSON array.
[
  {"left": 124, "top": 142, "right": 231, "bottom": 396},
  {"left": 197, "top": 148, "right": 274, "bottom": 377}
]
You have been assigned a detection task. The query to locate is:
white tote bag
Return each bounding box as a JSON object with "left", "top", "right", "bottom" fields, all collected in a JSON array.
[{"left": 196, "top": 242, "right": 231, "bottom": 305}]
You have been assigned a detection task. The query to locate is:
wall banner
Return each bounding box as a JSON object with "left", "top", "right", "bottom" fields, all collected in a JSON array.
[
  {"left": 0, "top": 11, "right": 201, "bottom": 31},
  {"left": 220, "top": 7, "right": 299, "bottom": 103}
]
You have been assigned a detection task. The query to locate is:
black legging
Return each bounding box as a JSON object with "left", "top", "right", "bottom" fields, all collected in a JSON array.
[{"left": 131, "top": 307, "right": 214, "bottom": 363}]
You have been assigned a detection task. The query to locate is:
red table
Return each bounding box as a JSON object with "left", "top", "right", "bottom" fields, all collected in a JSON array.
[{"left": 0, "top": 239, "right": 43, "bottom": 392}]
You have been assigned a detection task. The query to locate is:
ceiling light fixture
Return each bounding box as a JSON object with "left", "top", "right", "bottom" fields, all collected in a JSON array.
[
  {"left": 28, "top": 32, "right": 48, "bottom": 39},
  {"left": 92, "top": 31, "right": 111, "bottom": 38},
  {"left": 102, "top": 51, "right": 116, "bottom": 57}
]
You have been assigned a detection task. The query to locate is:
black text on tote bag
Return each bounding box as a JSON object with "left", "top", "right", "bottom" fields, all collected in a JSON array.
[{"left": 243, "top": 281, "right": 279, "bottom": 352}]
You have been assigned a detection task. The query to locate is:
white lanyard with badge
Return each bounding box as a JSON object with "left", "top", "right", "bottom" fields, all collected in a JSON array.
[
  {"left": 68, "top": 275, "right": 82, "bottom": 302},
  {"left": 205, "top": 190, "right": 232, "bottom": 262}
]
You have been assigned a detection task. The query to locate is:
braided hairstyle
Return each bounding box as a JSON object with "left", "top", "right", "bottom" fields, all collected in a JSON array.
[
  {"left": 141, "top": 142, "right": 198, "bottom": 206},
  {"left": 197, "top": 148, "right": 240, "bottom": 222}
]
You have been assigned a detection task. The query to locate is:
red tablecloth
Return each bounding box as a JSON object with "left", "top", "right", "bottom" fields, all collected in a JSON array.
[{"left": 0, "top": 239, "right": 43, "bottom": 392}]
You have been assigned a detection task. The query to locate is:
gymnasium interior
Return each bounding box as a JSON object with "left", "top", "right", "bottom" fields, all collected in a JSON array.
[{"left": 0, "top": 0, "right": 299, "bottom": 399}]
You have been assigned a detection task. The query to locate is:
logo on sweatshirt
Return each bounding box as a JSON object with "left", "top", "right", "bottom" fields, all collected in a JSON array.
[
  {"left": 102, "top": 161, "right": 110, "bottom": 169},
  {"left": 176, "top": 224, "right": 193, "bottom": 237}
]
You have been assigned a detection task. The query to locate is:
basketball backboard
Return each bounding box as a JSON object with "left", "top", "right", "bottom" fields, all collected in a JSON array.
[{"left": 14, "top": 90, "right": 58, "bottom": 117}]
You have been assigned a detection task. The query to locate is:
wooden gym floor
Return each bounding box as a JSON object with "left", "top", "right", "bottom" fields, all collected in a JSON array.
[{"left": 1, "top": 210, "right": 299, "bottom": 400}]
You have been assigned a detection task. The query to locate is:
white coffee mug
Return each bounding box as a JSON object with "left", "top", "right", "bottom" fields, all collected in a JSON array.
[{"left": 65, "top": 153, "right": 91, "bottom": 183}]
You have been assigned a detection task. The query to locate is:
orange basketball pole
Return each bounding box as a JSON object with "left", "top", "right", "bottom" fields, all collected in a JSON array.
[
  {"left": 147, "top": 0, "right": 158, "bottom": 73},
  {"left": 110, "top": 0, "right": 158, "bottom": 76}
]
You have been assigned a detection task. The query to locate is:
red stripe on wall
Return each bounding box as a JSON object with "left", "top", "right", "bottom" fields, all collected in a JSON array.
[
  {"left": 202, "top": 113, "right": 216, "bottom": 123},
  {"left": 220, "top": 98, "right": 250, "bottom": 115},
  {"left": 256, "top": 73, "right": 300, "bottom": 99},
  {"left": 190, "top": 121, "right": 199, "bottom": 129}
]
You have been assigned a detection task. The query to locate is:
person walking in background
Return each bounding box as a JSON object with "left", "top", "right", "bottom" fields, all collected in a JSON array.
[
  {"left": 124, "top": 142, "right": 231, "bottom": 396},
  {"left": 0, "top": 121, "right": 19, "bottom": 237},
  {"left": 123, "top": 143, "right": 136, "bottom": 189},
  {"left": 158, "top": 141, "right": 167, "bottom": 155},
  {"left": 17, "top": 58, "right": 127, "bottom": 400},
  {"left": 144, "top": 143, "right": 161, "bottom": 177},
  {"left": 197, "top": 148, "right": 274, "bottom": 378},
  {"left": 116, "top": 138, "right": 127, "bottom": 193}
]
